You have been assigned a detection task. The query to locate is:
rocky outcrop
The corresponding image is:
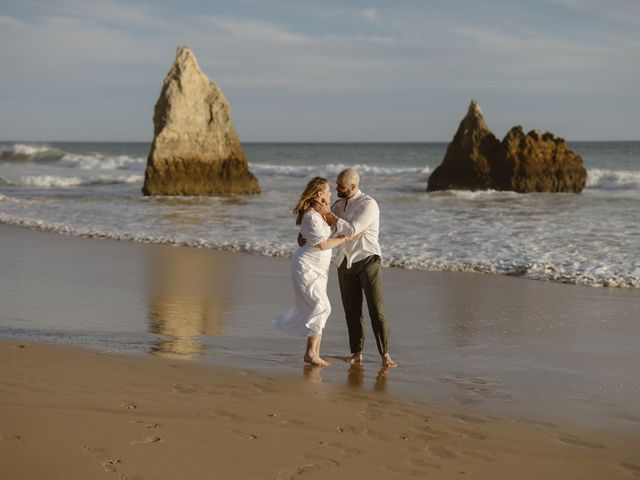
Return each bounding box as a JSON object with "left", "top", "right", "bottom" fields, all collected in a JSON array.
[
  {"left": 143, "top": 46, "right": 260, "bottom": 196},
  {"left": 427, "top": 101, "right": 587, "bottom": 193}
]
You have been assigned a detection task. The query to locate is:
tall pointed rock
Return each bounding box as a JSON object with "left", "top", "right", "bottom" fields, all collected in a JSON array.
[
  {"left": 143, "top": 46, "right": 260, "bottom": 196},
  {"left": 427, "top": 100, "right": 501, "bottom": 191}
]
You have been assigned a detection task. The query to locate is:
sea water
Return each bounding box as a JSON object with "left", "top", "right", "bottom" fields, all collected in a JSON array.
[{"left": 1, "top": 141, "right": 639, "bottom": 287}]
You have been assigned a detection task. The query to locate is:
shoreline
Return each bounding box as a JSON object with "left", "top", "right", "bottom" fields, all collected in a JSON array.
[
  {"left": 1, "top": 223, "right": 640, "bottom": 432},
  {"left": 2, "top": 339, "right": 640, "bottom": 479}
]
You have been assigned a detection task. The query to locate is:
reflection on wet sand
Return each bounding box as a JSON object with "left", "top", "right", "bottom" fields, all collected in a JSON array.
[
  {"left": 146, "top": 245, "right": 235, "bottom": 359},
  {"left": 301, "top": 363, "right": 390, "bottom": 393},
  {"left": 345, "top": 364, "right": 390, "bottom": 392}
]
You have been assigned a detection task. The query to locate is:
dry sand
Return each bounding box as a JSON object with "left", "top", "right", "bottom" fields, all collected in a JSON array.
[{"left": 2, "top": 340, "right": 639, "bottom": 480}]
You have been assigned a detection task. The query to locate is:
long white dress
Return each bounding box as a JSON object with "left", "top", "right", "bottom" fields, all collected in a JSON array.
[{"left": 274, "top": 209, "right": 332, "bottom": 337}]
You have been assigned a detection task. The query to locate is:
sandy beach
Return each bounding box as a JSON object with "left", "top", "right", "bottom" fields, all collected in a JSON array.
[
  {"left": 1, "top": 224, "right": 640, "bottom": 478},
  {"left": 2, "top": 340, "right": 640, "bottom": 480}
]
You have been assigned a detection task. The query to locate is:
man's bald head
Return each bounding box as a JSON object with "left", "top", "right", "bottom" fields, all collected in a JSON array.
[{"left": 336, "top": 168, "right": 360, "bottom": 199}]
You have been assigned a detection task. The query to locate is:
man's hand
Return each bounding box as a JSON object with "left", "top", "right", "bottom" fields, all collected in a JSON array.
[
  {"left": 312, "top": 200, "right": 337, "bottom": 226},
  {"left": 297, "top": 232, "right": 306, "bottom": 247},
  {"left": 347, "top": 231, "right": 365, "bottom": 242}
]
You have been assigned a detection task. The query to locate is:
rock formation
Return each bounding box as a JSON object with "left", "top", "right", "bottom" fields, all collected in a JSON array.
[
  {"left": 143, "top": 46, "right": 260, "bottom": 196},
  {"left": 427, "top": 101, "right": 587, "bottom": 193}
]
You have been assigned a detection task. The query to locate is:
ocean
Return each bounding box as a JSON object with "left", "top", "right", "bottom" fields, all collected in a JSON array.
[{"left": 1, "top": 141, "right": 639, "bottom": 288}]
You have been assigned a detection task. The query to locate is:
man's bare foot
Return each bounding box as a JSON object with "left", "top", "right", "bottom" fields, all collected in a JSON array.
[
  {"left": 304, "top": 355, "right": 331, "bottom": 367},
  {"left": 382, "top": 353, "right": 397, "bottom": 368},
  {"left": 345, "top": 352, "right": 363, "bottom": 365}
]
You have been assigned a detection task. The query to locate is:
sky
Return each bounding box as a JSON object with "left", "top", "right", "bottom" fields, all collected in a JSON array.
[{"left": 1, "top": 0, "right": 639, "bottom": 142}]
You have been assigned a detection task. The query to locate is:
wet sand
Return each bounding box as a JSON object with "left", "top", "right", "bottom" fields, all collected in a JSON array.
[
  {"left": 1, "top": 224, "right": 639, "bottom": 429},
  {"left": 2, "top": 340, "right": 640, "bottom": 480},
  {"left": 1, "top": 224, "right": 640, "bottom": 477}
]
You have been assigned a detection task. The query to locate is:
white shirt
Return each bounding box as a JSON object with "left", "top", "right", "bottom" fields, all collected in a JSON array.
[{"left": 332, "top": 189, "right": 383, "bottom": 268}]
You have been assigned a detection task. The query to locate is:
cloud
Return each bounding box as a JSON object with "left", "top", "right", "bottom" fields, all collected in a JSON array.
[
  {"left": 1, "top": 1, "right": 639, "bottom": 140},
  {"left": 205, "top": 16, "right": 310, "bottom": 45}
]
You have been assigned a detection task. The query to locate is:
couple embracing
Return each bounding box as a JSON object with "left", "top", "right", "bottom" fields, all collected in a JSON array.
[{"left": 274, "top": 168, "right": 397, "bottom": 369}]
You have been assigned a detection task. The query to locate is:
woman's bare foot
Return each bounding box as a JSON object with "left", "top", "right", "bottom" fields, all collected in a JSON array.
[
  {"left": 346, "top": 352, "right": 363, "bottom": 364},
  {"left": 304, "top": 355, "right": 331, "bottom": 367},
  {"left": 382, "top": 353, "right": 397, "bottom": 368}
]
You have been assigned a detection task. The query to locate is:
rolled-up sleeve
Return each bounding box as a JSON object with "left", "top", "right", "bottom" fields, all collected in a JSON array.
[{"left": 334, "top": 199, "right": 378, "bottom": 237}]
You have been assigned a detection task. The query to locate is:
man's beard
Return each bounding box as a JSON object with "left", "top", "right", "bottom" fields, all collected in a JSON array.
[{"left": 337, "top": 190, "right": 348, "bottom": 198}]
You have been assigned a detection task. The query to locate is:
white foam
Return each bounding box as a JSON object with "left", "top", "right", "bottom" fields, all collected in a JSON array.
[
  {"left": 57, "top": 153, "right": 145, "bottom": 171},
  {"left": 12, "top": 143, "right": 55, "bottom": 156},
  {"left": 586, "top": 168, "right": 640, "bottom": 190},
  {"left": 249, "top": 162, "right": 432, "bottom": 178},
  {"left": 18, "top": 175, "right": 84, "bottom": 188},
  {"left": 14, "top": 174, "right": 143, "bottom": 188}
]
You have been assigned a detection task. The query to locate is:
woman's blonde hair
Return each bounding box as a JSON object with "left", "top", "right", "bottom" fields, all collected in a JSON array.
[{"left": 293, "top": 176, "right": 328, "bottom": 225}]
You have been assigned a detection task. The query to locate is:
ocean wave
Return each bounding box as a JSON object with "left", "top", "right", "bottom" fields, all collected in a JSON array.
[
  {"left": 9, "top": 174, "right": 144, "bottom": 188},
  {"left": 0, "top": 214, "right": 637, "bottom": 289},
  {"left": 586, "top": 168, "right": 640, "bottom": 190},
  {"left": 57, "top": 153, "right": 145, "bottom": 171},
  {"left": 385, "top": 257, "right": 639, "bottom": 288},
  {"left": 0, "top": 143, "right": 65, "bottom": 161},
  {"left": 249, "top": 162, "right": 432, "bottom": 179}
]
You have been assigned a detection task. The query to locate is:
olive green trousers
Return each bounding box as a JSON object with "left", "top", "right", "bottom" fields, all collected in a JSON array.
[{"left": 337, "top": 255, "right": 390, "bottom": 355}]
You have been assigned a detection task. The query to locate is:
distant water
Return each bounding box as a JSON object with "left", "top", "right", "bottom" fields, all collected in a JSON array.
[{"left": 1, "top": 141, "right": 639, "bottom": 288}]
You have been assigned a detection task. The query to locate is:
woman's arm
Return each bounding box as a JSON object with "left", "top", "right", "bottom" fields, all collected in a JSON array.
[
  {"left": 313, "top": 232, "right": 364, "bottom": 250},
  {"left": 313, "top": 236, "right": 347, "bottom": 250}
]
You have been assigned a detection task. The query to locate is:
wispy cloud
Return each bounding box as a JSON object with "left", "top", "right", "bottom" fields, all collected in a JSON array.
[{"left": 206, "top": 16, "right": 310, "bottom": 45}]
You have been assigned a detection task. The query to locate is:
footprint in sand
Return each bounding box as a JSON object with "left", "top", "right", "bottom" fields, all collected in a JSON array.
[
  {"left": 171, "top": 383, "right": 197, "bottom": 394},
  {"left": 121, "top": 402, "right": 137, "bottom": 411},
  {"left": 274, "top": 463, "right": 321, "bottom": 480},
  {"left": 130, "top": 436, "right": 162, "bottom": 445},
  {"left": 620, "top": 462, "right": 640, "bottom": 477},
  {"left": 82, "top": 446, "right": 125, "bottom": 475},
  {"left": 102, "top": 459, "right": 122, "bottom": 473},
  {"left": 0, "top": 433, "right": 23, "bottom": 442},
  {"left": 553, "top": 434, "right": 605, "bottom": 450}
]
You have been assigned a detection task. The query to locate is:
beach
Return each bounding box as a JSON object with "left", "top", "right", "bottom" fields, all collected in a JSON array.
[
  {"left": 1, "top": 224, "right": 639, "bottom": 478},
  {"left": 2, "top": 339, "right": 640, "bottom": 480}
]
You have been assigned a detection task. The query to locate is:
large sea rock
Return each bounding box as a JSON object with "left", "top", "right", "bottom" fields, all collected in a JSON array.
[
  {"left": 427, "top": 101, "right": 587, "bottom": 193},
  {"left": 143, "top": 46, "right": 260, "bottom": 196}
]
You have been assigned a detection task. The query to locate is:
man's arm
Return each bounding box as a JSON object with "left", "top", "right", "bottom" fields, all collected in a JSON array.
[{"left": 333, "top": 200, "right": 378, "bottom": 237}]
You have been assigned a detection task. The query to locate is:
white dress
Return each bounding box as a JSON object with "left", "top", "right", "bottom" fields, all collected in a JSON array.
[{"left": 274, "top": 210, "right": 332, "bottom": 337}]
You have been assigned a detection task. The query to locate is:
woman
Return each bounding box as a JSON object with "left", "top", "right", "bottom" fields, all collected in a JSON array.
[{"left": 274, "top": 177, "right": 358, "bottom": 367}]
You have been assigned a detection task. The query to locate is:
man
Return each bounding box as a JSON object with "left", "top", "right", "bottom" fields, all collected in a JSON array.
[{"left": 310, "top": 168, "right": 397, "bottom": 368}]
